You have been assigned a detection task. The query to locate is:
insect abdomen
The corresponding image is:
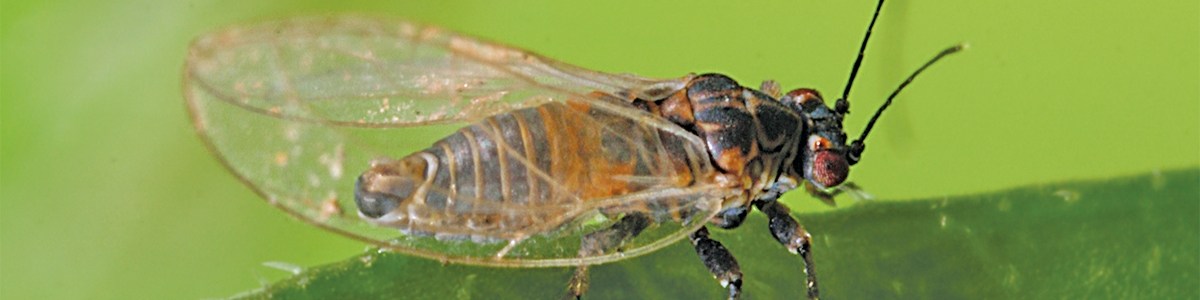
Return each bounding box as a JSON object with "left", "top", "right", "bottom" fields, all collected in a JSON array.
[{"left": 355, "top": 101, "right": 707, "bottom": 241}]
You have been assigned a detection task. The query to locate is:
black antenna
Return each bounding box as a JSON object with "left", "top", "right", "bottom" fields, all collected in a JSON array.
[
  {"left": 835, "top": 0, "right": 885, "bottom": 115},
  {"left": 847, "top": 44, "right": 966, "bottom": 164}
]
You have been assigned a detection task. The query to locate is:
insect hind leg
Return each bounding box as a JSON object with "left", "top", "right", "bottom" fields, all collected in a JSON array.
[{"left": 565, "top": 212, "right": 652, "bottom": 299}]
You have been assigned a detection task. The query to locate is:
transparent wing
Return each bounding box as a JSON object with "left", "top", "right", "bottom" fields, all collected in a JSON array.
[
  {"left": 185, "top": 15, "right": 732, "bottom": 267},
  {"left": 186, "top": 15, "right": 691, "bottom": 128}
]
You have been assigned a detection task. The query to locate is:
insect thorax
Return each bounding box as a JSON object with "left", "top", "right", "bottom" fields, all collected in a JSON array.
[{"left": 637, "top": 74, "right": 811, "bottom": 221}]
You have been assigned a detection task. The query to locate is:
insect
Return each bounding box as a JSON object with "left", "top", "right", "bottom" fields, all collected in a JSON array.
[{"left": 185, "top": 1, "right": 961, "bottom": 298}]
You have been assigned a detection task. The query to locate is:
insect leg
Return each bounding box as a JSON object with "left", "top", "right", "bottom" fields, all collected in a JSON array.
[
  {"left": 689, "top": 226, "right": 743, "bottom": 300},
  {"left": 754, "top": 200, "right": 819, "bottom": 300},
  {"left": 565, "top": 212, "right": 651, "bottom": 299},
  {"left": 803, "top": 181, "right": 866, "bottom": 207}
]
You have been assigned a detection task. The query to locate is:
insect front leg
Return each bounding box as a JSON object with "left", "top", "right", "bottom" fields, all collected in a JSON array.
[
  {"left": 689, "top": 226, "right": 743, "bottom": 300},
  {"left": 754, "top": 199, "right": 819, "bottom": 300},
  {"left": 803, "top": 181, "right": 867, "bottom": 207},
  {"left": 565, "top": 212, "right": 651, "bottom": 299}
]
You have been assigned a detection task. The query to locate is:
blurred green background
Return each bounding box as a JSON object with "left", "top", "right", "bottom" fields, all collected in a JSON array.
[{"left": 1, "top": 0, "right": 1196, "bottom": 299}]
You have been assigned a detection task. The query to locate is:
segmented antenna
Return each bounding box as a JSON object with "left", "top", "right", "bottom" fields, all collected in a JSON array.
[
  {"left": 835, "top": 0, "right": 885, "bottom": 115},
  {"left": 847, "top": 44, "right": 966, "bottom": 164}
]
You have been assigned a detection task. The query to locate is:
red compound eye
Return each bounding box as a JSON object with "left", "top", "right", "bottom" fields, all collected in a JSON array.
[{"left": 812, "top": 151, "right": 849, "bottom": 188}]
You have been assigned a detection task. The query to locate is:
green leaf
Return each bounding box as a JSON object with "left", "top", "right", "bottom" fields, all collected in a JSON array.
[{"left": 237, "top": 168, "right": 1199, "bottom": 299}]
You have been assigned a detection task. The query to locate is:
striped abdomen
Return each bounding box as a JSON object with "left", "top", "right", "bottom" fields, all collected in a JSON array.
[{"left": 354, "top": 100, "right": 708, "bottom": 241}]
